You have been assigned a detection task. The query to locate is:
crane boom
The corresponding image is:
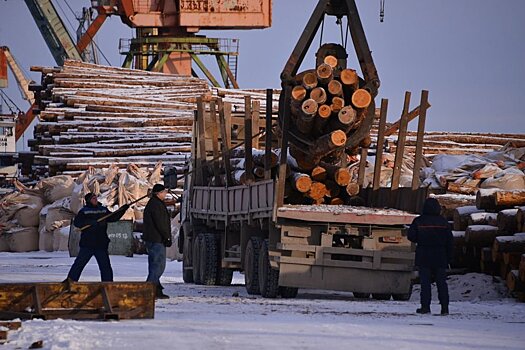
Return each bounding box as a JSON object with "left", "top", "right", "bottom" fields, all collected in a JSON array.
[
  {"left": 0, "top": 47, "right": 35, "bottom": 105},
  {"left": 23, "top": 0, "right": 82, "bottom": 66}
]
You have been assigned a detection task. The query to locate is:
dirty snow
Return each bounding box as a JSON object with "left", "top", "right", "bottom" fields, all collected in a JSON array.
[{"left": 1, "top": 251, "right": 524, "bottom": 350}]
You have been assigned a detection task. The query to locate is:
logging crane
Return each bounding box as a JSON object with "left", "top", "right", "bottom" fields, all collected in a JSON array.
[{"left": 178, "top": 0, "right": 425, "bottom": 300}]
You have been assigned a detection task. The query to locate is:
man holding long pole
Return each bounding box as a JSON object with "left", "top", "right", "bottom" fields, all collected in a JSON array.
[
  {"left": 66, "top": 193, "right": 130, "bottom": 282},
  {"left": 143, "top": 184, "right": 172, "bottom": 299}
]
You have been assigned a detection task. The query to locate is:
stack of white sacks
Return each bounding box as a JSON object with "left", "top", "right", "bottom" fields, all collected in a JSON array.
[{"left": 0, "top": 162, "right": 163, "bottom": 253}]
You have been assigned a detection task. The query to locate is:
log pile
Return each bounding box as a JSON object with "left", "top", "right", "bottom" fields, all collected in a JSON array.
[
  {"left": 27, "top": 60, "right": 279, "bottom": 181},
  {"left": 279, "top": 57, "right": 372, "bottom": 204},
  {"left": 445, "top": 196, "right": 525, "bottom": 301}
]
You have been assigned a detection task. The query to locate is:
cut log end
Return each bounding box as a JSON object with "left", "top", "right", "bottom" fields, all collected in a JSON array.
[
  {"left": 293, "top": 174, "right": 313, "bottom": 193},
  {"left": 338, "top": 106, "right": 357, "bottom": 125},
  {"left": 318, "top": 105, "right": 332, "bottom": 119},
  {"left": 346, "top": 182, "right": 360, "bottom": 196},
  {"left": 330, "top": 130, "right": 347, "bottom": 147},
  {"left": 352, "top": 89, "right": 372, "bottom": 109},
  {"left": 303, "top": 73, "right": 318, "bottom": 90},
  {"left": 311, "top": 166, "right": 327, "bottom": 181},
  {"left": 323, "top": 55, "right": 338, "bottom": 68},
  {"left": 307, "top": 181, "right": 327, "bottom": 200},
  {"left": 301, "top": 99, "right": 319, "bottom": 116},
  {"left": 334, "top": 168, "right": 351, "bottom": 186},
  {"left": 310, "top": 87, "right": 327, "bottom": 104},
  {"left": 327, "top": 80, "right": 343, "bottom": 96},
  {"left": 340, "top": 69, "right": 358, "bottom": 86},
  {"left": 292, "top": 86, "right": 307, "bottom": 102},
  {"left": 316, "top": 63, "right": 333, "bottom": 81}
]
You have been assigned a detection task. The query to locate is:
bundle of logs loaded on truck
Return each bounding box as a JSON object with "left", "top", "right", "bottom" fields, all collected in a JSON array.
[{"left": 178, "top": 45, "right": 431, "bottom": 299}]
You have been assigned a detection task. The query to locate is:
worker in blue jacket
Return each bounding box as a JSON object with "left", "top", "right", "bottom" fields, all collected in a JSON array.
[
  {"left": 66, "top": 193, "right": 129, "bottom": 282},
  {"left": 408, "top": 197, "right": 454, "bottom": 315}
]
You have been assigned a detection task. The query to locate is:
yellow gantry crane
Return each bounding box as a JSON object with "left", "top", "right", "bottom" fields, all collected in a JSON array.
[{"left": 0, "top": 46, "right": 35, "bottom": 106}]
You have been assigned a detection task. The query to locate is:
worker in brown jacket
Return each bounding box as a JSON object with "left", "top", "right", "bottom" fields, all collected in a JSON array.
[{"left": 143, "top": 184, "right": 172, "bottom": 299}]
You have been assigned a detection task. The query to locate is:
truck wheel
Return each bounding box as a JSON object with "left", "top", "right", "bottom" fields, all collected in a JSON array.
[
  {"left": 279, "top": 286, "right": 298, "bottom": 299},
  {"left": 216, "top": 268, "right": 234, "bottom": 286},
  {"left": 244, "top": 237, "right": 263, "bottom": 295},
  {"left": 258, "top": 239, "right": 279, "bottom": 298},
  {"left": 199, "top": 233, "right": 219, "bottom": 285},
  {"left": 182, "top": 236, "right": 193, "bottom": 283},
  {"left": 192, "top": 234, "right": 202, "bottom": 284},
  {"left": 372, "top": 293, "right": 391, "bottom": 300},
  {"left": 353, "top": 292, "right": 370, "bottom": 299},
  {"left": 213, "top": 234, "right": 233, "bottom": 286},
  {"left": 392, "top": 283, "right": 413, "bottom": 301}
]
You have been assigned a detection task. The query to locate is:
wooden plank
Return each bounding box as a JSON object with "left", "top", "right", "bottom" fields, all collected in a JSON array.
[
  {"left": 373, "top": 98, "right": 388, "bottom": 191},
  {"left": 264, "top": 89, "right": 273, "bottom": 180},
  {"left": 391, "top": 91, "right": 411, "bottom": 190},
  {"left": 252, "top": 100, "right": 261, "bottom": 149},
  {"left": 209, "top": 100, "right": 221, "bottom": 186},
  {"left": 0, "top": 282, "right": 155, "bottom": 320},
  {"left": 274, "top": 86, "right": 292, "bottom": 215},
  {"left": 196, "top": 97, "right": 208, "bottom": 186},
  {"left": 224, "top": 102, "right": 232, "bottom": 149},
  {"left": 244, "top": 96, "right": 254, "bottom": 184},
  {"left": 412, "top": 90, "right": 429, "bottom": 190},
  {"left": 277, "top": 206, "right": 416, "bottom": 225},
  {"left": 218, "top": 99, "right": 233, "bottom": 187},
  {"left": 357, "top": 147, "right": 368, "bottom": 187}
]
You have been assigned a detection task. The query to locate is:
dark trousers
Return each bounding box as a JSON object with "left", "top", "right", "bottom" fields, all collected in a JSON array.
[
  {"left": 419, "top": 266, "right": 449, "bottom": 308},
  {"left": 146, "top": 241, "right": 166, "bottom": 289},
  {"left": 67, "top": 246, "right": 113, "bottom": 282}
]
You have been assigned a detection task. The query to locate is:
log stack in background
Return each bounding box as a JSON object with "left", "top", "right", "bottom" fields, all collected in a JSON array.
[
  {"left": 443, "top": 191, "right": 525, "bottom": 302},
  {"left": 26, "top": 60, "right": 279, "bottom": 183},
  {"left": 282, "top": 56, "right": 372, "bottom": 205}
]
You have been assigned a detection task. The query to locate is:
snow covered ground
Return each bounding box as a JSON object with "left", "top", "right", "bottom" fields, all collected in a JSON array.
[{"left": 1, "top": 251, "right": 524, "bottom": 350}]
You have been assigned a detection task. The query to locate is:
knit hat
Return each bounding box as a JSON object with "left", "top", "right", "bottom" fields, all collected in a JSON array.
[
  {"left": 152, "top": 184, "right": 167, "bottom": 194},
  {"left": 84, "top": 192, "right": 96, "bottom": 203}
]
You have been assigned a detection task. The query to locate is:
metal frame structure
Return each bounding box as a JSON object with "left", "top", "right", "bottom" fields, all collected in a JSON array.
[{"left": 119, "top": 36, "right": 240, "bottom": 88}]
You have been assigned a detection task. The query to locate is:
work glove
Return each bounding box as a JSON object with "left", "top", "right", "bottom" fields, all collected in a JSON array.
[{"left": 164, "top": 238, "right": 173, "bottom": 248}]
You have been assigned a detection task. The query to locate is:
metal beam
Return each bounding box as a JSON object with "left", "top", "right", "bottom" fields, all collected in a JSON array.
[{"left": 23, "top": 0, "right": 82, "bottom": 66}]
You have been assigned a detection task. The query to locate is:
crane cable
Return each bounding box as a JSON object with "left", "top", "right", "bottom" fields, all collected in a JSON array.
[
  {"left": 0, "top": 90, "right": 23, "bottom": 115},
  {"left": 55, "top": 0, "right": 112, "bottom": 66},
  {"left": 380, "top": 0, "right": 386, "bottom": 22}
]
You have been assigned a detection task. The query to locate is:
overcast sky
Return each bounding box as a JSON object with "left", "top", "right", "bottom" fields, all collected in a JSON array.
[{"left": 1, "top": 0, "right": 524, "bottom": 150}]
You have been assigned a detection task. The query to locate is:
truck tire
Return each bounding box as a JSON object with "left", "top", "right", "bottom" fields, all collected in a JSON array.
[
  {"left": 244, "top": 237, "right": 263, "bottom": 295},
  {"left": 372, "top": 293, "right": 391, "bottom": 300},
  {"left": 353, "top": 292, "right": 370, "bottom": 299},
  {"left": 213, "top": 235, "right": 233, "bottom": 286},
  {"left": 199, "top": 233, "right": 219, "bottom": 285},
  {"left": 192, "top": 234, "right": 202, "bottom": 284},
  {"left": 258, "top": 239, "right": 279, "bottom": 298},
  {"left": 279, "top": 286, "right": 299, "bottom": 299},
  {"left": 216, "top": 268, "right": 234, "bottom": 286},
  {"left": 392, "top": 283, "right": 413, "bottom": 301},
  {"left": 182, "top": 236, "right": 193, "bottom": 283}
]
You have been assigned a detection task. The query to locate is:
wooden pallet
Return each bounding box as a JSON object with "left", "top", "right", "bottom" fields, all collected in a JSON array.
[{"left": 0, "top": 281, "right": 155, "bottom": 321}]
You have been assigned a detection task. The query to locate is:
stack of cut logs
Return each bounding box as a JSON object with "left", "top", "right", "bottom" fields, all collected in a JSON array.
[
  {"left": 283, "top": 56, "right": 372, "bottom": 204},
  {"left": 26, "top": 60, "right": 279, "bottom": 181},
  {"left": 443, "top": 189, "right": 525, "bottom": 302}
]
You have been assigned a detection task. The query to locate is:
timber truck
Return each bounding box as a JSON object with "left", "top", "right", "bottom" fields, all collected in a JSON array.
[{"left": 178, "top": 0, "right": 429, "bottom": 299}]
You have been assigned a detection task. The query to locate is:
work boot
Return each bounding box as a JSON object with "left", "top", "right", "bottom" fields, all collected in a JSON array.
[
  {"left": 416, "top": 306, "right": 431, "bottom": 314},
  {"left": 156, "top": 285, "right": 169, "bottom": 300},
  {"left": 440, "top": 305, "right": 449, "bottom": 315},
  {"left": 156, "top": 291, "right": 169, "bottom": 300}
]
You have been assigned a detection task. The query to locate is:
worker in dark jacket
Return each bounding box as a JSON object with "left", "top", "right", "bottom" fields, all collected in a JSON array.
[
  {"left": 143, "top": 184, "right": 172, "bottom": 299},
  {"left": 67, "top": 193, "right": 129, "bottom": 282},
  {"left": 408, "top": 197, "right": 454, "bottom": 315}
]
